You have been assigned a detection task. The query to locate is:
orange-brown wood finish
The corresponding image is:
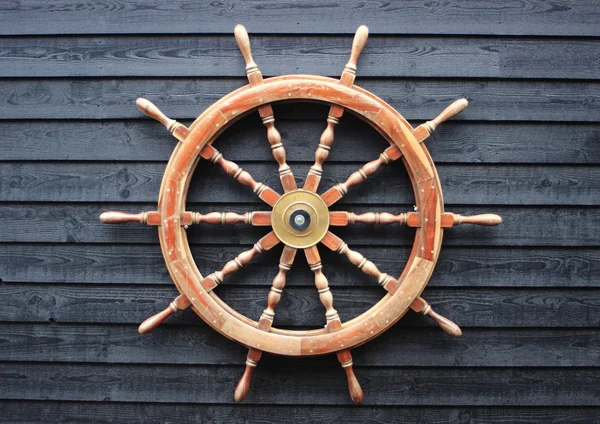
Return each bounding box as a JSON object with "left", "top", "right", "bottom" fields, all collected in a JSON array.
[{"left": 99, "top": 25, "right": 502, "bottom": 404}]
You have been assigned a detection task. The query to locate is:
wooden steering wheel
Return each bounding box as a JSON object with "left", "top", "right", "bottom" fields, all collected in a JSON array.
[{"left": 100, "top": 25, "right": 502, "bottom": 404}]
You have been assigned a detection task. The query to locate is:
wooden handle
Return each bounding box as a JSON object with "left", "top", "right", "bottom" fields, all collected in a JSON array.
[
  {"left": 234, "top": 363, "right": 255, "bottom": 402},
  {"left": 99, "top": 211, "right": 147, "bottom": 224},
  {"left": 337, "top": 349, "right": 364, "bottom": 404},
  {"left": 138, "top": 295, "right": 190, "bottom": 334},
  {"left": 136, "top": 98, "right": 173, "bottom": 127},
  {"left": 136, "top": 98, "right": 186, "bottom": 139},
  {"left": 347, "top": 25, "right": 369, "bottom": 69},
  {"left": 425, "top": 307, "right": 463, "bottom": 337},
  {"left": 453, "top": 213, "right": 502, "bottom": 226},
  {"left": 234, "top": 24, "right": 256, "bottom": 69},
  {"left": 426, "top": 98, "right": 468, "bottom": 133}
]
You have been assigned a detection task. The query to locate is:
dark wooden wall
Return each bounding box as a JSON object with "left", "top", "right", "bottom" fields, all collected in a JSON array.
[{"left": 1, "top": 1, "right": 599, "bottom": 422}]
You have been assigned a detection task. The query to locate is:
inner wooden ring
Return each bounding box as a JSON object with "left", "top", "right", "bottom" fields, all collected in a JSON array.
[{"left": 158, "top": 75, "right": 442, "bottom": 356}]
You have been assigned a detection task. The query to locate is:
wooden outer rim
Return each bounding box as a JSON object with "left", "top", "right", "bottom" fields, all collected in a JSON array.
[{"left": 157, "top": 75, "right": 443, "bottom": 356}]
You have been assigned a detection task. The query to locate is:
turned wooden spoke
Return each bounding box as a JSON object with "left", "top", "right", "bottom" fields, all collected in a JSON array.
[
  {"left": 304, "top": 245, "right": 364, "bottom": 403},
  {"left": 138, "top": 294, "right": 191, "bottom": 334},
  {"left": 99, "top": 210, "right": 271, "bottom": 226},
  {"left": 235, "top": 25, "right": 297, "bottom": 193},
  {"left": 136, "top": 97, "right": 281, "bottom": 207},
  {"left": 320, "top": 144, "right": 402, "bottom": 206},
  {"left": 234, "top": 245, "right": 297, "bottom": 402},
  {"left": 201, "top": 232, "right": 280, "bottom": 292},
  {"left": 329, "top": 211, "right": 502, "bottom": 228},
  {"left": 304, "top": 26, "right": 369, "bottom": 193},
  {"left": 321, "top": 231, "right": 400, "bottom": 294},
  {"left": 414, "top": 98, "right": 469, "bottom": 141}
]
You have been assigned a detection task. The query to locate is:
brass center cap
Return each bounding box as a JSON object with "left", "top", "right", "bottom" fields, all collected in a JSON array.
[{"left": 271, "top": 189, "right": 330, "bottom": 249}]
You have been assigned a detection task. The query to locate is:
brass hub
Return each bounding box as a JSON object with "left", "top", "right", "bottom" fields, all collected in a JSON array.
[{"left": 271, "top": 189, "right": 330, "bottom": 249}]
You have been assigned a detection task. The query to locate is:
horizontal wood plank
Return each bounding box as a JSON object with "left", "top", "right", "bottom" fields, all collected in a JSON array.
[
  {"left": 0, "top": 401, "right": 598, "bottom": 424},
  {"left": 1, "top": 1, "right": 598, "bottom": 36},
  {"left": 0, "top": 284, "right": 598, "bottom": 328},
  {"left": 2, "top": 119, "right": 599, "bottom": 164},
  {"left": 1, "top": 79, "right": 598, "bottom": 121},
  {"left": 2, "top": 36, "right": 599, "bottom": 79},
  {"left": 1, "top": 244, "right": 596, "bottom": 288},
  {"left": 0, "top": 323, "right": 597, "bottom": 367},
  {"left": 0, "top": 362, "right": 598, "bottom": 405},
  {"left": 2, "top": 162, "right": 599, "bottom": 205}
]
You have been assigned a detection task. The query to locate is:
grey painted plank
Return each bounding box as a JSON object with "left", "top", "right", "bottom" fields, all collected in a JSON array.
[
  {"left": 2, "top": 120, "right": 600, "bottom": 164},
  {"left": 1, "top": 203, "right": 599, "bottom": 246},
  {"left": 2, "top": 162, "right": 599, "bottom": 205},
  {"left": 2, "top": 36, "right": 599, "bottom": 79},
  {"left": 1, "top": 78, "right": 598, "bottom": 121},
  {"left": 2, "top": 244, "right": 597, "bottom": 288},
  {"left": 1, "top": 284, "right": 598, "bottom": 328},
  {"left": 0, "top": 363, "right": 598, "bottom": 405},
  {"left": 0, "top": 323, "right": 597, "bottom": 367},
  {"left": 1, "top": 402, "right": 598, "bottom": 424},
  {"left": 1, "top": 1, "right": 599, "bottom": 36}
]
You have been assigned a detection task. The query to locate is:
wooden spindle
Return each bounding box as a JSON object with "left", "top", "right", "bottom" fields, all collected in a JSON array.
[
  {"left": 410, "top": 297, "right": 462, "bottom": 337},
  {"left": 305, "top": 245, "right": 364, "bottom": 403},
  {"left": 320, "top": 143, "right": 402, "bottom": 206},
  {"left": 234, "top": 24, "right": 297, "bottom": 192},
  {"left": 138, "top": 294, "right": 191, "bottom": 334},
  {"left": 321, "top": 231, "right": 400, "bottom": 293},
  {"left": 235, "top": 246, "right": 297, "bottom": 402},
  {"left": 204, "top": 144, "right": 281, "bottom": 207},
  {"left": 201, "top": 232, "right": 280, "bottom": 292},
  {"left": 414, "top": 98, "right": 468, "bottom": 140},
  {"left": 304, "top": 26, "right": 369, "bottom": 193},
  {"left": 329, "top": 211, "right": 409, "bottom": 226},
  {"left": 191, "top": 211, "right": 272, "bottom": 226}
]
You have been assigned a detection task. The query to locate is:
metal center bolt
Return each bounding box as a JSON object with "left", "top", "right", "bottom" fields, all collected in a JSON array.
[{"left": 290, "top": 209, "right": 311, "bottom": 231}]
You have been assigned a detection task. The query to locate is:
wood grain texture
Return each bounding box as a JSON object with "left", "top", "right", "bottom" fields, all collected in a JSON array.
[
  {"left": 1, "top": 1, "right": 598, "bottom": 36},
  {"left": 1, "top": 284, "right": 598, "bottom": 328},
  {"left": 0, "top": 363, "right": 599, "bottom": 405},
  {"left": 1, "top": 36, "right": 599, "bottom": 79},
  {"left": 2, "top": 163, "right": 599, "bottom": 205},
  {"left": 0, "top": 324, "right": 598, "bottom": 367},
  {"left": 1, "top": 78, "right": 598, "bottom": 121},
  {"left": 2, "top": 120, "right": 599, "bottom": 164},
  {"left": 2, "top": 244, "right": 597, "bottom": 288},
  {"left": 1, "top": 402, "right": 599, "bottom": 424}
]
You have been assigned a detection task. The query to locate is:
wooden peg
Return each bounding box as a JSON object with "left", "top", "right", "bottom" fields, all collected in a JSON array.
[
  {"left": 451, "top": 213, "right": 502, "bottom": 226},
  {"left": 411, "top": 297, "right": 462, "bottom": 337},
  {"left": 136, "top": 98, "right": 187, "bottom": 141},
  {"left": 99, "top": 211, "right": 151, "bottom": 225},
  {"left": 138, "top": 294, "right": 191, "bottom": 334}
]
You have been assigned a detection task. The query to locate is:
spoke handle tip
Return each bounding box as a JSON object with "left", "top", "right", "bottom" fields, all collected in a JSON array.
[
  {"left": 424, "top": 307, "right": 462, "bottom": 337},
  {"left": 426, "top": 98, "right": 469, "bottom": 132},
  {"left": 138, "top": 295, "right": 190, "bottom": 334},
  {"left": 347, "top": 25, "right": 369, "bottom": 68},
  {"left": 454, "top": 213, "right": 502, "bottom": 226},
  {"left": 234, "top": 362, "right": 255, "bottom": 402},
  {"left": 234, "top": 24, "right": 256, "bottom": 68},
  {"left": 99, "top": 211, "right": 146, "bottom": 224}
]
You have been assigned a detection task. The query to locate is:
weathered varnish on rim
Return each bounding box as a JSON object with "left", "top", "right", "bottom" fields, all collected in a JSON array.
[{"left": 158, "top": 76, "right": 443, "bottom": 356}]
